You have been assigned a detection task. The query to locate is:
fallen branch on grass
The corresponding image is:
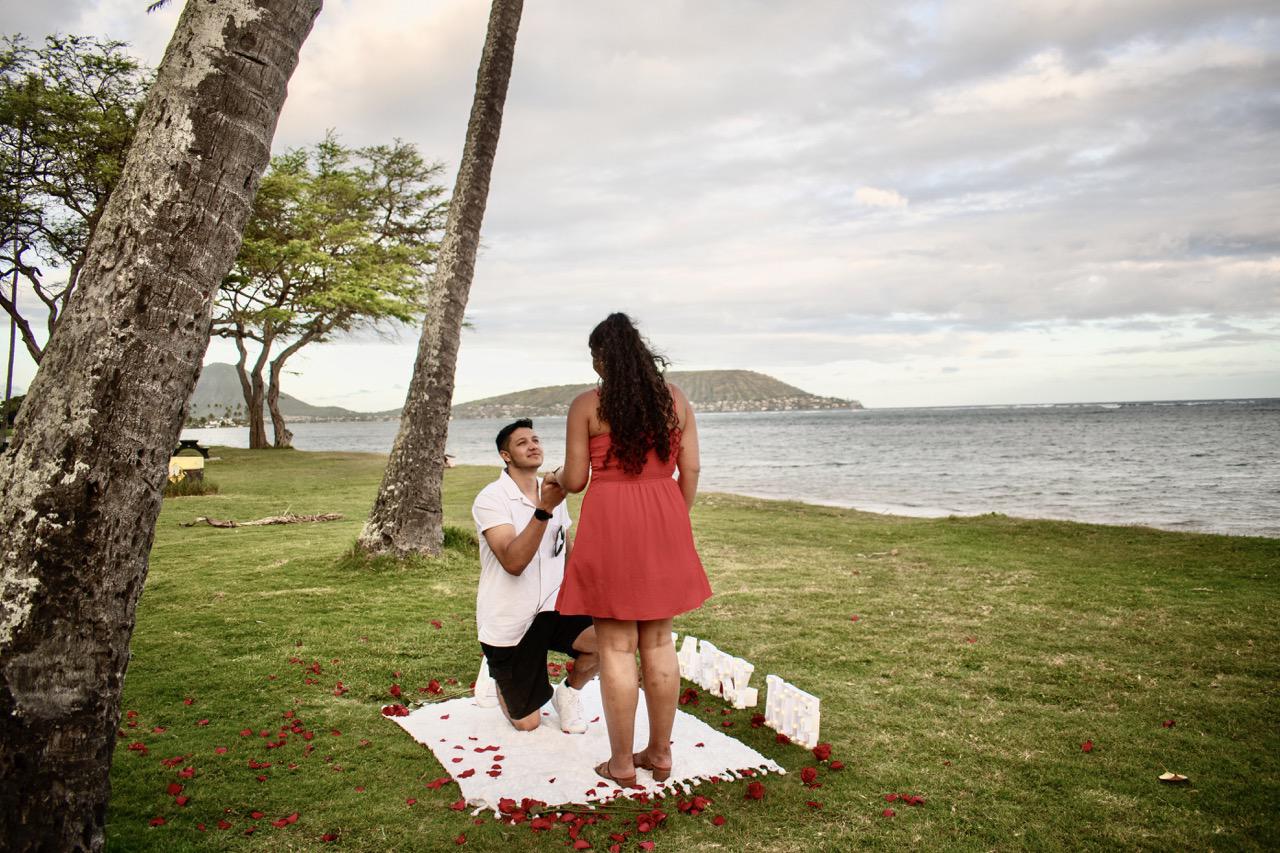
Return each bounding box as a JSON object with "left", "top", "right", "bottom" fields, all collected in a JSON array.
[{"left": 181, "top": 512, "right": 344, "bottom": 528}]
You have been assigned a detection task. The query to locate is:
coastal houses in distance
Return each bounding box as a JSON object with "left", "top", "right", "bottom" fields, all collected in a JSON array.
[
  {"left": 451, "top": 370, "right": 861, "bottom": 418},
  {"left": 185, "top": 364, "right": 860, "bottom": 427}
]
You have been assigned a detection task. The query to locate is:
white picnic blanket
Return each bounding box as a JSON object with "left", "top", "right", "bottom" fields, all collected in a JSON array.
[{"left": 385, "top": 678, "right": 784, "bottom": 813}]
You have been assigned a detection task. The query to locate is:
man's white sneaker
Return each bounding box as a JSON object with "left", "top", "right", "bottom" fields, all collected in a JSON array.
[
  {"left": 474, "top": 657, "right": 498, "bottom": 708},
  {"left": 552, "top": 680, "right": 587, "bottom": 734}
]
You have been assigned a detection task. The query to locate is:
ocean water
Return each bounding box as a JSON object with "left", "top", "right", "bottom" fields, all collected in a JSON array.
[{"left": 183, "top": 398, "right": 1280, "bottom": 538}]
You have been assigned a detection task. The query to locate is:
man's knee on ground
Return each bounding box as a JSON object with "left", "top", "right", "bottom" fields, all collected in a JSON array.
[{"left": 509, "top": 713, "right": 540, "bottom": 732}]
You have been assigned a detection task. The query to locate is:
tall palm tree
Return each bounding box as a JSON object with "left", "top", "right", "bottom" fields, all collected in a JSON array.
[
  {"left": 0, "top": 1, "right": 321, "bottom": 848},
  {"left": 359, "top": 0, "right": 524, "bottom": 556}
]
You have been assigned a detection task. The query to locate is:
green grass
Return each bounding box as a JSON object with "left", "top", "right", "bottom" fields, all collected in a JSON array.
[{"left": 106, "top": 448, "right": 1280, "bottom": 851}]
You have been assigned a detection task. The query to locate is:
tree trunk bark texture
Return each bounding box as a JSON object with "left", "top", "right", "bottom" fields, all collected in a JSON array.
[
  {"left": 0, "top": 2, "right": 320, "bottom": 849},
  {"left": 359, "top": 0, "right": 523, "bottom": 556},
  {"left": 267, "top": 352, "right": 293, "bottom": 448}
]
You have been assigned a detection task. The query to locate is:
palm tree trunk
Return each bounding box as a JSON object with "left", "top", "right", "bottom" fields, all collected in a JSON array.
[
  {"left": 359, "top": 0, "right": 523, "bottom": 556},
  {"left": 0, "top": 2, "right": 320, "bottom": 849}
]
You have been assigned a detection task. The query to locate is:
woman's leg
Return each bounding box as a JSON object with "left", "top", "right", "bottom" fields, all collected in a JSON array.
[
  {"left": 593, "top": 617, "right": 639, "bottom": 776},
  {"left": 636, "top": 618, "right": 677, "bottom": 768}
]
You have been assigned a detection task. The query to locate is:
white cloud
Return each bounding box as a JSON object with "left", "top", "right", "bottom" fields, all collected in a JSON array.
[
  {"left": 854, "top": 186, "right": 909, "bottom": 208},
  {"left": 2, "top": 0, "right": 1277, "bottom": 407}
]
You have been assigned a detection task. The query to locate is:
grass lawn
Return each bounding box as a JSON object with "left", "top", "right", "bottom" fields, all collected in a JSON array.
[{"left": 105, "top": 448, "right": 1280, "bottom": 851}]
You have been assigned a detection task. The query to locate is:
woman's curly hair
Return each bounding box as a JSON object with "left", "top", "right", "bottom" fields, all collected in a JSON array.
[{"left": 589, "top": 313, "right": 678, "bottom": 475}]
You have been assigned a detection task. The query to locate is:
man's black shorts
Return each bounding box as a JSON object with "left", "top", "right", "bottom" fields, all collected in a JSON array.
[{"left": 480, "top": 611, "right": 593, "bottom": 720}]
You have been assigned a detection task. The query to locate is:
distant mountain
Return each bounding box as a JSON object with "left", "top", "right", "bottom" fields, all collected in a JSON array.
[
  {"left": 451, "top": 370, "right": 860, "bottom": 418},
  {"left": 188, "top": 364, "right": 860, "bottom": 426},
  {"left": 188, "top": 363, "right": 387, "bottom": 424}
]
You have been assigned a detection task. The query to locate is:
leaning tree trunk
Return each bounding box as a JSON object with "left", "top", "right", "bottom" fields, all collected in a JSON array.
[
  {"left": 0, "top": 2, "right": 320, "bottom": 849},
  {"left": 358, "top": 0, "right": 523, "bottom": 556},
  {"left": 234, "top": 329, "right": 272, "bottom": 448}
]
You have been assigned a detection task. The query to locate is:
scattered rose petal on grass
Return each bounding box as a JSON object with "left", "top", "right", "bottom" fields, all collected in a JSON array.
[
  {"left": 745, "top": 781, "right": 765, "bottom": 800},
  {"left": 812, "top": 742, "right": 832, "bottom": 762},
  {"left": 885, "top": 793, "right": 899, "bottom": 802},
  {"left": 389, "top": 684, "right": 402, "bottom": 699},
  {"left": 712, "top": 815, "right": 726, "bottom": 826},
  {"left": 454, "top": 833, "right": 466, "bottom": 845},
  {"left": 639, "top": 842, "right": 655, "bottom": 851},
  {"left": 148, "top": 817, "right": 165, "bottom": 827},
  {"left": 406, "top": 798, "right": 417, "bottom": 806},
  {"left": 152, "top": 727, "right": 166, "bottom": 733},
  {"left": 849, "top": 614, "right": 860, "bottom": 622},
  {"left": 354, "top": 786, "right": 365, "bottom": 793},
  {"left": 250, "top": 812, "right": 265, "bottom": 821},
  {"left": 217, "top": 820, "right": 232, "bottom": 830},
  {"left": 801, "top": 767, "right": 818, "bottom": 786},
  {"left": 175, "top": 796, "right": 189, "bottom": 807},
  {"left": 196, "top": 823, "right": 205, "bottom": 831},
  {"left": 183, "top": 697, "right": 194, "bottom": 706},
  {"left": 965, "top": 636, "right": 977, "bottom": 644},
  {"left": 430, "top": 620, "right": 443, "bottom": 629},
  {"left": 750, "top": 713, "right": 765, "bottom": 728},
  {"left": 428, "top": 680, "right": 443, "bottom": 695},
  {"left": 830, "top": 761, "right": 845, "bottom": 770},
  {"left": 1162, "top": 720, "right": 1176, "bottom": 728},
  {"left": 1081, "top": 740, "right": 1095, "bottom": 753},
  {"left": 806, "top": 801, "right": 823, "bottom": 809},
  {"left": 882, "top": 808, "right": 896, "bottom": 818},
  {"left": 573, "top": 840, "right": 591, "bottom": 850},
  {"left": 196, "top": 719, "right": 209, "bottom": 727},
  {"left": 321, "top": 833, "right": 338, "bottom": 842},
  {"left": 776, "top": 733, "right": 791, "bottom": 745},
  {"left": 178, "top": 767, "right": 194, "bottom": 779}
]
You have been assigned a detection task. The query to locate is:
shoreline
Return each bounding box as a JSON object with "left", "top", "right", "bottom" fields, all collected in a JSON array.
[{"left": 193, "top": 446, "right": 1276, "bottom": 540}]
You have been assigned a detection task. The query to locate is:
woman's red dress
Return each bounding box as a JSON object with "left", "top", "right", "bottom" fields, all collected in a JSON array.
[{"left": 555, "top": 431, "right": 712, "bottom": 620}]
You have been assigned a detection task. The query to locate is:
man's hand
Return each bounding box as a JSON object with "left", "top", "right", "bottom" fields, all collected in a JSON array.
[{"left": 539, "top": 477, "right": 566, "bottom": 512}]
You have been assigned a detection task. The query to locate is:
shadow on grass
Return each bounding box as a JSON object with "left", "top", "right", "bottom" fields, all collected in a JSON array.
[
  {"left": 162, "top": 477, "right": 220, "bottom": 498},
  {"left": 336, "top": 525, "right": 479, "bottom": 573}
]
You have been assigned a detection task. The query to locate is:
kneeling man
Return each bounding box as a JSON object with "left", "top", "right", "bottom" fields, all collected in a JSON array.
[{"left": 472, "top": 419, "right": 598, "bottom": 732}]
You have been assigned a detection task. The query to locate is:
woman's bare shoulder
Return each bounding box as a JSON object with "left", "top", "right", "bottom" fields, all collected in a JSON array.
[{"left": 569, "top": 389, "right": 598, "bottom": 410}]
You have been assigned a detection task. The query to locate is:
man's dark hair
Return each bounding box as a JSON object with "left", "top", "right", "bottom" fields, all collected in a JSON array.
[{"left": 495, "top": 418, "right": 534, "bottom": 454}]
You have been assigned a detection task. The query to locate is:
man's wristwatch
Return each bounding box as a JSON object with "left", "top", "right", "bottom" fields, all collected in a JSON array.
[{"left": 533, "top": 507, "right": 553, "bottom": 521}]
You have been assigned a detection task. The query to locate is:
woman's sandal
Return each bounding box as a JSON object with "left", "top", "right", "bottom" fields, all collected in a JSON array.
[
  {"left": 632, "top": 751, "right": 672, "bottom": 783},
  {"left": 594, "top": 759, "right": 638, "bottom": 789}
]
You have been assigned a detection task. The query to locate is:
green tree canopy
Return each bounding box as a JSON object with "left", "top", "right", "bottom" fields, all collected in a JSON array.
[
  {"left": 0, "top": 35, "right": 149, "bottom": 363},
  {"left": 215, "top": 132, "right": 448, "bottom": 447}
]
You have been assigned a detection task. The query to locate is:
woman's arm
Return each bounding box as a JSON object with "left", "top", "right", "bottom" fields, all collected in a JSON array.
[
  {"left": 672, "top": 385, "right": 700, "bottom": 512},
  {"left": 557, "top": 391, "right": 595, "bottom": 493}
]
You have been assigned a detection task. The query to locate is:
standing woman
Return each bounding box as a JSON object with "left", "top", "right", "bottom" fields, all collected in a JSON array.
[{"left": 550, "top": 312, "right": 712, "bottom": 787}]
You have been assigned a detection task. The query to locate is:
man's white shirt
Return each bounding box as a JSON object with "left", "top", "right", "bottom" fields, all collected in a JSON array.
[{"left": 472, "top": 470, "right": 572, "bottom": 647}]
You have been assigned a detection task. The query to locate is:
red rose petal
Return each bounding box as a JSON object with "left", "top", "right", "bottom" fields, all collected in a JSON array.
[
  {"left": 454, "top": 833, "right": 466, "bottom": 845},
  {"left": 148, "top": 816, "right": 165, "bottom": 827},
  {"left": 1081, "top": 740, "right": 1094, "bottom": 753},
  {"left": 882, "top": 808, "right": 896, "bottom": 817},
  {"left": 406, "top": 798, "right": 417, "bottom": 806},
  {"left": 712, "top": 815, "right": 726, "bottom": 826}
]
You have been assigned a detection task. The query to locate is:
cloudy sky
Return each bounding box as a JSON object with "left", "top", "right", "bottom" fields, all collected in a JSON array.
[{"left": 5, "top": 0, "right": 1278, "bottom": 407}]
